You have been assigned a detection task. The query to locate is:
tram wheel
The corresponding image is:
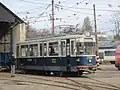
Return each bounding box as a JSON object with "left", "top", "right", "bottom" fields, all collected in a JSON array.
[
  {"left": 59, "top": 72, "right": 63, "bottom": 77},
  {"left": 78, "top": 71, "right": 83, "bottom": 76}
]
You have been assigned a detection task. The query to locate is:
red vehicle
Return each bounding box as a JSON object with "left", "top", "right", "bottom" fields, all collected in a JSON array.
[{"left": 115, "top": 45, "right": 120, "bottom": 70}]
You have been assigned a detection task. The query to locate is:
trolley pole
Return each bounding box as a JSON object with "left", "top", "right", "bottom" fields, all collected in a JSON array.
[
  {"left": 93, "top": 4, "right": 99, "bottom": 56},
  {"left": 52, "top": 0, "right": 54, "bottom": 34}
]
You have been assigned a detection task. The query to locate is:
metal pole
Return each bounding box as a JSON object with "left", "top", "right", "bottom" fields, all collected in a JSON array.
[
  {"left": 93, "top": 4, "right": 99, "bottom": 56},
  {"left": 52, "top": 0, "right": 54, "bottom": 34}
]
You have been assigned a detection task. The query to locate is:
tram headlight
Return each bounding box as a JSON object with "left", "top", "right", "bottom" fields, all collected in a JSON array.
[{"left": 89, "top": 60, "right": 92, "bottom": 63}]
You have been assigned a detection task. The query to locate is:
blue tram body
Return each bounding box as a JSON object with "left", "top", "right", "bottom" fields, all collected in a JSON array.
[
  {"left": 16, "top": 34, "right": 97, "bottom": 75},
  {"left": 17, "top": 56, "right": 96, "bottom": 72}
]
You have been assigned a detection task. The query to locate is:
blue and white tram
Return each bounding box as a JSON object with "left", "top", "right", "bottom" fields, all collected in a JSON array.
[{"left": 16, "top": 34, "right": 96, "bottom": 75}]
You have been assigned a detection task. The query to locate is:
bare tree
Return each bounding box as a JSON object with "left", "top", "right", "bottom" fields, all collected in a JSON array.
[
  {"left": 112, "top": 12, "right": 120, "bottom": 39},
  {"left": 27, "top": 26, "right": 51, "bottom": 38}
]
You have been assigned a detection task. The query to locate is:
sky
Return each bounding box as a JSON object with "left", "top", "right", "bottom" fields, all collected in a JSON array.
[{"left": 1, "top": 0, "right": 120, "bottom": 35}]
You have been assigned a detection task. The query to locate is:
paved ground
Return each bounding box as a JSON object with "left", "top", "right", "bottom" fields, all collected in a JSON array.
[{"left": 0, "top": 64, "right": 120, "bottom": 90}]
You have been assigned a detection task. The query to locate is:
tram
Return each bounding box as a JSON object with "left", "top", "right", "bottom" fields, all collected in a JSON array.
[
  {"left": 99, "top": 49, "right": 116, "bottom": 64},
  {"left": 16, "top": 34, "right": 96, "bottom": 75}
]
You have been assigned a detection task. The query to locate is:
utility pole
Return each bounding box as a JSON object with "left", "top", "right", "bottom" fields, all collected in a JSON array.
[
  {"left": 52, "top": 0, "right": 54, "bottom": 34},
  {"left": 93, "top": 4, "right": 99, "bottom": 56}
]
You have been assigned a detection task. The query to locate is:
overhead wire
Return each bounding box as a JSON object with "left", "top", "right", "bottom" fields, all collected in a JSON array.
[
  {"left": 19, "top": 0, "right": 49, "bottom": 5},
  {"left": 55, "top": 4, "right": 93, "bottom": 15},
  {"left": 23, "top": 4, "right": 51, "bottom": 22},
  {"left": 20, "top": 0, "right": 117, "bottom": 29},
  {"left": 16, "top": 6, "right": 48, "bottom": 14},
  {"left": 56, "top": 4, "right": 120, "bottom": 12}
]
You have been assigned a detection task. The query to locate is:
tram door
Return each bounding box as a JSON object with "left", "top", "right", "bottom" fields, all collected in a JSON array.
[{"left": 66, "top": 39, "right": 71, "bottom": 71}]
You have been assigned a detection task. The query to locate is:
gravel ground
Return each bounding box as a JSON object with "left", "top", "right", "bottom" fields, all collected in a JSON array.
[{"left": 0, "top": 64, "right": 120, "bottom": 90}]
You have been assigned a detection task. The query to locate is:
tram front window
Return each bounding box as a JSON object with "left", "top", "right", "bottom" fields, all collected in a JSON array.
[
  {"left": 76, "top": 42, "right": 95, "bottom": 55},
  {"left": 76, "top": 42, "right": 84, "bottom": 55},
  {"left": 84, "top": 42, "right": 95, "bottom": 55}
]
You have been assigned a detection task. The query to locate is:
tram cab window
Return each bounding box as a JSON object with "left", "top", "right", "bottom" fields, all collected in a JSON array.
[
  {"left": 49, "top": 42, "right": 58, "bottom": 56},
  {"left": 21, "top": 45, "right": 28, "bottom": 57},
  {"left": 61, "top": 41, "right": 66, "bottom": 56},
  {"left": 84, "top": 42, "right": 95, "bottom": 55},
  {"left": 76, "top": 42, "right": 84, "bottom": 55},
  {"left": 29, "top": 44, "right": 38, "bottom": 56}
]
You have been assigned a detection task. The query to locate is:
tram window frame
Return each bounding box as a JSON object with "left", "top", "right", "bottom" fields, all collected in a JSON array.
[
  {"left": 48, "top": 41, "right": 59, "bottom": 56},
  {"left": 21, "top": 45, "right": 29, "bottom": 57},
  {"left": 61, "top": 40, "right": 66, "bottom": 56},
  {"left": 29, "top": 44, "right": 38, "bottom": 56}
]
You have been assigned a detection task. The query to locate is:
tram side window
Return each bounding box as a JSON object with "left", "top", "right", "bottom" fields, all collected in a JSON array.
[
  {"left": 105, "top": 51, "right": 116, "bottom": 56},
  {"left": 49, "top": 42, "right": 58, "bottom": 56},
  {"left": 61, "top": 41, "right": 66, "bottom": 56},
  {"left": 16, "top": 46, "right": 19, "bottom": 57},
  {"left": 21, "top": 45, "right": 28, "bottom": 57},
  {"left": 40, "top": 43, "right": 42, "bottom": 56},
  {"left": 29, "top": 44, "right": 38, "bottom": 56},
  {"left": 44, "top": 43, "right": 47, "bottom": 56},
  {"left": 71, "top": 41, "right": 76, "bottom": 55}
]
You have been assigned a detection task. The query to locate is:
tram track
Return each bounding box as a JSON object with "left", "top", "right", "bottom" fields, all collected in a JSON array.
[
  {"left": 66, "top": 77, "right": 119, "bottom": 90},
  {"left": 0, "top": 73, "right": 119, "bottom": 90},
  {"left": 87, "top": 77, "right": 120, "bottom": 90},
  {"left": 21, "top": 74, "right": 119, "bottom": 90},
  {"left": 13, "top": 74, "right": 120, "bottom": 90}
]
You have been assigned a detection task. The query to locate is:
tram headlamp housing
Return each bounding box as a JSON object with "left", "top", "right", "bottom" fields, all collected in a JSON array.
[{"left": 89, "top": 60, "right": 92, "bottom": 63}]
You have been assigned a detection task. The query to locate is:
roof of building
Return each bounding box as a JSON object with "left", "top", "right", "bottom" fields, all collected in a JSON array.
[
  {"left": 0, "top": 2, "right": 24, "bottom": 23},
  {"left": 98, "top": 40, "right": 120, "bottom": 48}
]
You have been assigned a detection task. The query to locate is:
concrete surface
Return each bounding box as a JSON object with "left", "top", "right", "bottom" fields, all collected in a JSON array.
[{"left": 0, "top": 64, "right": 120, "bottom": 90}]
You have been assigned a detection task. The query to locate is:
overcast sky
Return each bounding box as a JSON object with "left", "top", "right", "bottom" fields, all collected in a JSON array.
[{"left": 1, "top": 0, "right": 120, "bottom": 35}]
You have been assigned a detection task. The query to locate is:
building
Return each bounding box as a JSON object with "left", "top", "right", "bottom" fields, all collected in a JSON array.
[{"left": 0, "top": 2, "right": 27, "bottom": 67}]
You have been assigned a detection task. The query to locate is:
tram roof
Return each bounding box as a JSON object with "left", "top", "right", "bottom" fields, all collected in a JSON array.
[{"left": 18, "top": 34, "right": 95, "bottom": 44}]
